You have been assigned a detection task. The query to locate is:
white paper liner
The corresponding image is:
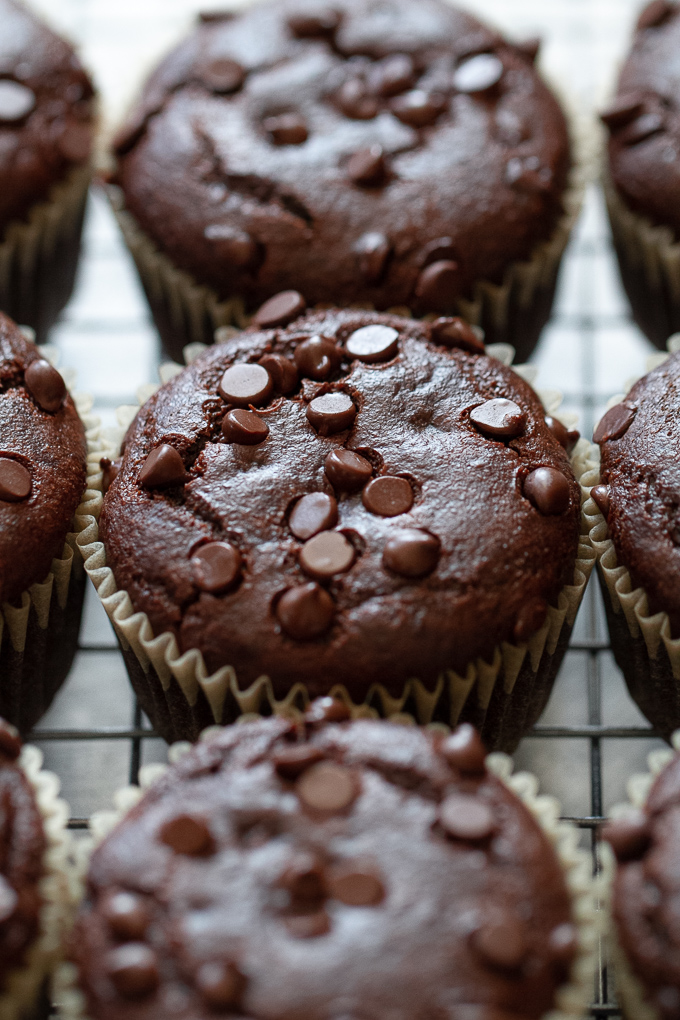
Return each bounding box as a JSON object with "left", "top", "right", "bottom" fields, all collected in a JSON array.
[
  {"left": 0, "top": 742, "right": 73, "bottom": 1020},
  {"left": 53, "top": 725, "right": 598, "bottom": 1020}
]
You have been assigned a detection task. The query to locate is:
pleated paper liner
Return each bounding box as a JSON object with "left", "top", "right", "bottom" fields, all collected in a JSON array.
[
  {"left": 75, "top": 341, "right": 596, "bottom": 750},
  {"left": 0, "top": 164, "right": 91, "bottom": 345},
  {"left": 597, "top": 732, "right": 680, "bottom": 1020},
  {"left": 53, "top": 721, "right": 598, "bottom": 1020},
  {"left": 0, "top": 344, "right": 99, "bottom": 734},
  {"left": 0, "top": 739, "right": 73, "bottom": 1020},
  {"left": 586, "top": 336, "right": 680, "bottom": 741}
]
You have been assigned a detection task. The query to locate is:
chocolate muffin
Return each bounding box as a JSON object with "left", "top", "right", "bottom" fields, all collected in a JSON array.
[
  {"left": 66, "top": 712, "right": 593, "bottom": 1020},
  {"left": 0, "top": 0, "right": 95, "bottom": 342},
  {"left": 589, "top": 350, "right": 680, "bottom": 740},
  {"left": 0, "top": 312, "right": 88, "bottom": 732},
  {"left": 110, "top": 0, "right": 578, "bottom": 362},
  {"left": 87, "top": 308, "right": 593, "bottom": 748}
]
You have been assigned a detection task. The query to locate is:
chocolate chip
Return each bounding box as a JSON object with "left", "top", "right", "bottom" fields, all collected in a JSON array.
[
  {"left": 439, "top": 793, "right": 495, "bottom": 840},
  {"left": 258, "top": 353, "right": 298, "bottom": 394},
  {"left": 324, "top": 449, "right": 373, "bottom": 491},
  {"left": 516, "top": 36, "right": 541, "bottom": 62},
  {"left": 362, "top": 476, "right": 413, "bottom": 517},
  {"left": 441, "top": 724, "right": 487, "bottom": 775},
  {"left": 253, "top": 290, "right": 306, "bottom": 328},
  {"left": 355, "top": 232, "right": 392, "bottom": 283},
  {"left": 201, "top": 57, "right": 245, "bottom": 93},
  {"left": 139, "top": 445, "right": 186, "bottom": 489},
  {"left": 264, "top": 113, "right": 309, "bottom": 145},
  {"left": 196, "top": 961, "right": 246, "bottom": 1009},
  {"left": 103, "top": 892, "right": 149, "bottom": 941},
  {"left": 338, "top": 79, "right": 378, "bottom": 120},
  {"left": 347, "top": 145, "right": 388, "bottom": 186},
  {"left": 523, "top": 468, "right": 571, "bottom": 515},
  {"left": 222, "top": 408, "right": 269, "bottom": 445},
  {"left": 505, "top": 155, "right": 553, "bottom": 191},
  {"left": 593, "top": 403, "right": 637, "bottom": 444},
  {"left": 305, "top": 696, "right": 352, "bottom": 724},
  {"left": 373, "top": 54, "right": 415, "bottom": 97},
  {"left": 273, "top": 745, "right": 326, "bottom": 780},
  {"left": 106, "top": 944, "right": 160, "bottom": 999},
  {"left": 637, "top": 0, "right": 674, "bottom": 30},
  {"left": 346, "top": 324, "right": 399, "bottom": 363},
  {"left": 59, "top": 123, "right": 92, "bottom": 162},
  {"left": 0, "top": 458, "right": 31, "bottom": 502},
  {"left": 620, "top": 111, "right": 665, "bottom": 146},
  {"left": 470, "top": 398, "right": 526, "bottom": 439},
  {"left": 548, "top": 923, "right": 578, "bottom": 964},
  {"left": 0, "top": 720, "right": 21, "bottom": 760},
  {"left": 471, "top": 917, "right": 526, "bottom": 970},
  {"left": 204, "top": 225, "right": 258, "bottom": 268},
  {"left": 306, "top": 392, "right": 356, "bottom": 435},
  {"left": 296, "top": 761, "right": 358, "bottom": 814},
  {"left": 100, "top": 457, "right": 121, "bottom": 494},
  {"left": 159, "top": 814, "right": 215, "bottom": 855},
  {"left": 300, "top": 531, "right": 355, "bottom": 579},
  {"left": 600, "top": 95, "right": 646, "bottom": 131},
  {"left": 391, "top": 90, "right": 446, "bottom": 127},
  {"left": 0, "top": 81, "right": 35, "bottom": 123},
  {"left": 24, "top": 358, "right": 66, "bottom": 413},
  {"left": 591, "top": 484, "right": 611, "bottom": 519},
  {"left": 513, "top": 597, "right": 548, "bottom": 642},
  {"left": 415, "top": 260, "right": 461, "bottom": 309},
  {"left": 545, "top": 415, "right": 579, "bottom": 453},
  {"left": 277, "top": 583, "right": 335, "bottom": 640},
  {"left": 603, "top": 810, "right": 651, "bottom": 862},
  {"left": 191, "top": 541, "right": 242, "bottom": 594},
  {"left": 453, "top": 54, "right": 504, "bottom": 93},
  {"left": 294, "top": 336, "right": 342, "bottom": 380},
  {"left": 328, "top": 865, "right": 385, "bottom": 906},
  {"left": 288, "top": 9, "right": 340, "bottom": 37},
  {"left": 289, "top": 492, "right": 338, "bottom": 540},
  {"left": 219, "top": 363, "right": 273, "bottom": 408},
  {"left": 279, "top": 853, "right": 326, "bottom": 901},
  {"left": 284, "top": 909, "right": 331, "bottom": 938},
  {"left": 430, "top": 317, "right": 484, "bottom": 353},
  {"left": 0, "top": 876, "right": 17, "bottom": 924},
  {"left": 383, "top": 529, "right": 439, "bottom": 578}
]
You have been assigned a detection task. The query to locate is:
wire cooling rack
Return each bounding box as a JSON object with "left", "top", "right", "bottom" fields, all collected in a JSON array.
[{"left": 24, "top": 0, "right": 671, "bottom": 1015}]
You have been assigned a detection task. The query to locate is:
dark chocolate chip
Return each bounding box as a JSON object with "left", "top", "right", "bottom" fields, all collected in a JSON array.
[
  {"left": 441, "top": 724, "right": 487, "bottom": 775},
  {"left": 0, "top": 458, "right": 31, "bottom": 502},
  {"left": 391, "top": 90, "right": 446, "bottom": 127},
  {"left": 294, "top": 336, "right": 342, "bottom": 380},
  {"left": 347, "top": 145, "right": 388, "bottom": 186},
  {"left": 421, "top": 236, "right": 458, "bottom": 266},
  {"left": 258, "top": 353, "right": 299, "bottom": 394},
  {"left": 439, "top": 793, "right": 495, "bottom": 840},
  {"left": 300, "top": 531, "right": 355, "bottom": 579},
  {"left": 59, "top": 123, "right": 92, "bottom": 162},
  {"left": 253, "top": 290, "right": 306, "bottom": 328},
  {"left": 103, "top": 892, "right": 149, "bottom": 941},
  {"left": 25, "top": 359, "right": 67, "bottom": 413},
  {"left": 382, "top": 529, "right": 439, "bottom": 578},
  {"left": 100, "top": 457, "right": 121, "bottom": 494},
  {"left": 287, "top": 9, "right": 340, "bottom": 37},
  {"left": 305, "top": 696, "right": 352, "bottom": 724},
  {"left": 513, "top": 597, "right": 548, "bottom": 642},
  {"left": 159, "top": 814, "right": 215, "bottom": 855},
  {"left": 593, "top": 403, "right": 637, "bottom": 444},
  {"left": 548, "top": 923, "right": 578, "bottom": 964},
  {"left": 415, "top": 260, "right": 461, "bottom": 309},
  {"left": 338, "top": 80, "right": 378, "bottom": 120},
  {"left": 296, "top": 761, "right": 358, "bottom": 813},
  {"left": 516, "top": 36, "right": 541, "bottom": 62},
  {"left": 453, "top": 54, "right": 504, "bottom": 93},
  {"left": 362, "top": 476, "right": 413, "bottom": 517},
  {"left": 306, "top": 392, "right": 356, "bottom": 435},
  {"left": 289, "top": 492, "right": 338, "bottom": 540},
  {"left": 273, "top": 745, "right": 326, "bottom": 780},
  {"left": 106, "top": 944, "right": 160, "bottom": 1000},
  {"left": 346, "top": 324, "right": 399, "bottom": 363},
  {"left": 0, "top": 720, "right": 21, "bottom": 760},
  {"left": 324, "top": 449, "right": 373, "bottom": 491},
  {"left": 219, "top": 363, "right": 273, "bottom": 407},
  {"left": 355, "top": 232, "right": 392, "bottom": 283},
  {"left": 284, "top": 909, "right": 331, "bottom": 938},
  {"left": 204, "top": 225, "right": 258, "bottom": 268},
  {"left": 201, "top": 57, "right": 245, "bottom": 93},
  {"left": 470, "top": 398, "right": 525, "bottom": 439},
  {"left": 139, "top": 445, "right": 186, "bottom": 489},
  {"left": 222, "top": 408, "right": 269, "bottom": 445},
  {"left": 0, "top": 876, "right": 17, "bottom": 924},
  {"left": 264, "top": 113, "right": 309, "bottom": 145},
  {"left": 590, "top": 484, "right": 611, "bottom": 518},
  {"left": 277, "top": 583, "right": 335, "bottom": 640},
  {"left": 328, "top": 865, "right": 385, "bottom": 906},
  {"left": 545, "top": 415, "right": 579, "bottom": 452},
  {"left": 0, "top": 81, "right": 35, "bottom": 123},
  {"left": 600, "top": 94, "right": 646, "bottom": 131},
  {"left": 471, "top": 917, "right": 526, "bottom": 970},
  {"left": 603, "top": 810, "right": 650, "bottom": 862},
  {"left": 281, "top": 857, "right": 327, "bottom": 907},
  {"left": 191, "top": 541, "right": 242, "bottom": 594},
  {"left": 637, "top": 0, "right": 674, "bottom": 30},
  {"left": 523, "top": 468, "right": 571, "bottom": 515},
  {"left": 431, "top": 317, "right": 485, "bottom": 354},
  {"left": 196, "top": 961, "right": 246, "bottom": 1009},
  {"left": 620, "top": 111, "right": 665, "bottom": 146},
  {"left": 373, "top": 54, "right": 416, "bottom": 97}
]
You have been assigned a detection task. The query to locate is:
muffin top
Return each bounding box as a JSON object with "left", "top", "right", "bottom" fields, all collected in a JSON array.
[
  {"left": 0, "top": 720, "right": 46, "bottom": 991},
  {"left": 603, "top": 0, "right": 680, "bottom": 236},
  {"left": 113, "top": 0, "right": 570, "bottom": 316},
  {"left": 71, "top": 712, "right": 578, "bottom": 1020},
  {"left": 100, "top": 308, "right": 580, "bottom": 698},
  {"left": 594, "top": 350, "right": 680, "bottom": 635},
  {"left": 605, "top": 748, "right": 680, "bottom": 1020},
  {"left": 0, "top": 313, "right": 87, "bottom": 603},
  {"left": 0, "top": 0, "right": 94, "bottom": 234}
]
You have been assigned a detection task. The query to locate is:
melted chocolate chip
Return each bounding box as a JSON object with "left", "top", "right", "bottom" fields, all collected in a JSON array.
[
  {"left": 294, "top": 336, "right": 342, "bottom": 380},
  {"left": 300, "top": 531, "right": 355, "bottom": 579},
  {"left": 382, "top": 529, "right": 440, "bottom": 578},
  {"left": 219, "top": 363, "right": 273, "bottom": 407},
  {"left": 415, "top": 260, "right": 461, "bottom": 308},
  {"left": 264, "top": 113, "right": 309, "bottom": 145},
  {"left": 471, "top": 917, "right": 526, "bottom": 970},
  {"left": 391, "top": 90, "right": 446, "bottom": 127},
  {"left": 603, "top": 810, "right": 651, "bottom": 861},
  {"left": 103, "top": 892, "right": 149, "bottom": 941},
  {"left": 253, "top": 290, "right": 306, "bottom": 328},
  {"left": 453, "top": 54, "right": 504, "bottom": 93},
  {"left": 0, "top": 876, "right": 17, "bottom": 924},
  {"left": 441, "top": 724, "right": 487, "bottom": 775},
  {"left": 277, "top": 583, "right": 335, "bottom": 640},
  {"left": 0, "top": 80, "right": 35, "bottom": 123},
  {"left": 362, "top": 476, "right": 413, "bottom": 517},
  {"left": 0, "top": 458, "right": 31, "bottom": 502},
  {"left": 337, "top": 79, "right": 379, "bottom": 120},
  {"left": 139, "top": 445, "right": 186, "bottom": 489},
  {"left": 191, "top": 541, "right": 242, "bottom": 594},
  {"left": 284, "top": 909, "right": 331, "bottom": 938},
  {"left": 306, "top": 392, "right": 357, "bottom": 434},
  {"left": 222, "top": 408, "right": 269, "bottom": 445},
  {"left": 439, "top": 793, "right": 495, "bottom": 840},
  {"left": 305, "top": 696, "right": 352, "bottom": 724},
  {"left": 513, "top": 597, "right": 548, "bottom": 642},
  {"left": 160, "top": 813, "right": 215, "bottom": 855},
  {"left": 430, "top": 317, "right": 485, "bottom": 353},
  {"left": 280, "top": 854, "right": 327, "bottom": 902},
  {"left": 196, "top": 961, "right": 246, "bottom": 1009},
  {"left": 100, "top": 457, "right": 121, "bottom": 494},
  {"left": 296, "top": 761, "right": 358, "bottom": 814},
  {"left": 25, "top": 359, "right": 66, "bottom": 412},
  {"left": 523, "top": 468, "right": 570, "bottom": 516},
  {"left": 289, "top": 492, "right": 338, "bottom": 540},
  {"left": 0, "top": 720, "right": 21, "bottom": 760},
  {"left": 204, "top": 225, "right": 258, "bottom": 268},
  {"left": 600, "top": 95, "right": 646, "bottom": 131},
  {"left": 373, "top": 54, "right": 415, "bottom": 97},
  {"left": 637, "top": 0, "right": 674, "bottom": 31},
  {"left": 620, "top": 111, "right": 665, "bottom": 145},
  {"left": 273, "top": 745, "right": 326, "bottom": 780},
  {"left": 106, "top": 944, "right": 160, "bottom": 999},
  {"left": 201, "top": 57, "right": 245, "bottom": 93},
  {"left": 346, "top": 324, "right": 399, "bottom": 363},
  {"left": 470, "top": 398, "right": 525, "bottom": 439},
  {"left": 593, "top": 403, "right": 637, "bottom": 444},
  {"left": 325, "top": 449, "right": 373, "bottom": 491},
  {"left": 355, "top": 232, "right": 392, "bottom": 283},
  {"left": 590, "top": 484, "right": 611, "bottom": 518},
  {"left": 258, "top": 353, "right": 299, "bottom": 393},
  {"left": 287, "top": 9, "right": 340, "bottom": 37},
  {"left": 544, "top": 415, "right": 579, "bottom": 452},
  {"left": 328, "top": 865, "right": 385, "bottom": 906},
  {"left": 347, "top": 145, "right": 388, "bottom": 186}
]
